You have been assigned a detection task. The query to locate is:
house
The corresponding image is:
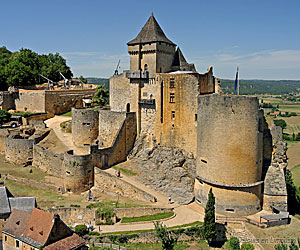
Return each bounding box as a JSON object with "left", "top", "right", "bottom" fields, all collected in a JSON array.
[
  {"left": 0, "top": 186, "right": 36, "bottom": 240},
  {"left": 2, "top": 208, "right": 87, "bottom": 250}
]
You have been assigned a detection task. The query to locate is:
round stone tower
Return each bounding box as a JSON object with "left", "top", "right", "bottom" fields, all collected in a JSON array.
[
  {"left": 72, "top": 108, "right": 99, "bottom": 147},
  {"left": 63, "top": 150, "right": 94, "bottom": 193},
  {"left": 194, "top": 95, "right": 264, "bottom": 215}
]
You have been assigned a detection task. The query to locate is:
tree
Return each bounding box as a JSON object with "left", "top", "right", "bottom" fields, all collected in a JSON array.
[
  {"left": 74, "top": 224, "right": 88, "bottom": 237},
  {"left": 290, "top": 240, "right": 299, "bottom": 250},
  {"left": 275, "top": 242, "right": 288, "bottom": 250},
  {"left": 274, "top": 119, "right": 287, "bottom": 130},
  {"left": 241, "top": 242, "right": 254, "bottom": 250},
  {"left": 79, "top": 75, "right": 87, "bottom": 84},
  {"left": 154, "top": 221, "right": 178, "bottom": 250},
  {"left": 228, "top": 237, "right": 240, "bottom": 250},
  {"left": 285, "top": 169, "right": 300, "bottom": 214},
  {"left": 92, "top": 85, "right": 109, "bottom": 106},
  {"left": 204, "top": 188, "right": 216, "bottom": 244},
  {"left": 0, "top": 110, "right": 11, "bottom": 124}
]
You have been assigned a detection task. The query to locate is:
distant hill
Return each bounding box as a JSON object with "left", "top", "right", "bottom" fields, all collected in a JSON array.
[
  {"left": 85, "top": 78, "right": 300, "bottom": 95},
  {"left": 221, "top": 79, "right": 300, "bottom": 95},
  {"left": 86, "top": 78, "right": 109, "bottom": 89}
]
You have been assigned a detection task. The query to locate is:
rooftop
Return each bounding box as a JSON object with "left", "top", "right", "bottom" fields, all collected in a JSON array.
[{"left": 127, "top": 13, "right": 176, "bottom": 46}]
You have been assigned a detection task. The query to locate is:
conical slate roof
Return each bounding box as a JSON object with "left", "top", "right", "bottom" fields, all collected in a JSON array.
[
  {"left": 127, "top": 13, "right": 176, "bottom": 46},
  {"left": 172, "top": 47, "right": 188, "bottom": 67}
]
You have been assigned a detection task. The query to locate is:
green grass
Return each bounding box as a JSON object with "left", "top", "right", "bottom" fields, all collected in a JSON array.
[
  {"left": 0, "top": 155, "right": 47, "bottom": 182},
  {"left": 112, "top": 166, "right": 137, "bottom": 176},
  {"left": 291, "top": 164, "right": 300, "bottom": 188},
  {"left": 101, "top": 221, "right": 203, "bottom": 236},
  {"left": 60, "top": 111, "right": 72, "bottom": 117},
  {"left": 121, "top": 212, "right": 174, "bottom": 223},
  {"left": 60, "top": 120, "right": 72, "bottom": 133}
]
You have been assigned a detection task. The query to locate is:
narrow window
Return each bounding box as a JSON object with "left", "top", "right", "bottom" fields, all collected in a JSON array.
[
  {"left": 144, "top": 64, "right": 148, "bottom": 71},
  {"left": 5, "top": 236, "right": 7, "bottom": 241},
  {"left": 195, "top": 114, "right": 197, "bottom": 121},
  {"left": 16, "top": 240, "right": 20, "bottom": 247},
  {"left": 201, "top": 159, "right": 207, "bottom": 164},
  {"left": 170, "top": 93, "right": 175, "bottom": 103},
  {"left": 171, "top": 111, "right": 175, "bottom": 120},
  {"left": 169, "top": 78, "right": 175, "bottom": 88},
  {"left": 126, "top": 103, "right": 130, "bottom": 112},
  {"left": 226, "top": 208, "right": 235, "bottom": 213}
]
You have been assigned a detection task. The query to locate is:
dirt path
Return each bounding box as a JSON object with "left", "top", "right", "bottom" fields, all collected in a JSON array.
[
  {"left": 45, "top": 116, "right": 88, "bottom": 155},
  {"left": 100, "top": 163, "right": 204, "bottom": 233}
]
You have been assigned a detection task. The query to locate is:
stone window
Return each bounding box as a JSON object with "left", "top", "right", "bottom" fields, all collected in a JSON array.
[
  {"left": 169, "top": 78, "right": 175, "bottom": 88},
  {"left": 171, "top": 111, "right": 175, "bottom": 120},
  {"left": 170, "top": 93, "right": 175, "bottom": 103},
  {"left": 5, "top": 235, "right": 7, "bottom": 241},
  {"left": 16, "top": 240, "right": 19, "bottom": 247},
  {"left": 195, "top": 114, "right": 197, "bottom": 121},
  {"left": 144, "top": 64, "right": 148, "bottom": 71},
  {"left": 226, "top": 208, "right": 235, "bottom": 213},
  {"left": 143, "top": 92, "right": 147, "bottom": 97},
  {"left": 201, "top": 159, "right": 207, "bottom": 164}
]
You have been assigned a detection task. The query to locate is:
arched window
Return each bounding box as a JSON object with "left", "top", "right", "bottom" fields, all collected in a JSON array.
[
  {"left": 144, "top": 64, "right": 148, "bottom": 71},
  {"left": 126, "top": 103, "right": 130, "bottom": 112}
]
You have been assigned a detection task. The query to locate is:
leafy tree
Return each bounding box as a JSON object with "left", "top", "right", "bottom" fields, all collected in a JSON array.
[
  {"left": 241, "top": 242, "right": 254, "bottom": 250},
  {"left": 275, "top": 242, "right": 288, "bottom": 250},
  {"left": 228, "top": 237, "right": 240, "bottom": 250},
  {"left": 285, "top": 170, "right": 300, "bottom": 214},
  {"left": 92, "top": 85, "right": 109, "bottom": 106},
  {"left": 0, "top": 109, "right": 11, "bottom": 124},
  {"left": 74, "top": 224, "right": 88, "bottom": 236},
  {"left": 290, "top": 240, "right": 299, "bottom": 250},
  {"left": 154, "top": 221, "right": 178, "bottom": 250},
  {"left": 204, "top": 188, "right": 216, "bottom": 244},
  {"left": 274, "top": 119, "right": 287, "bottom": 129},
  {"left": 79, "top": 75, "right": 87, "bottom": 84}
]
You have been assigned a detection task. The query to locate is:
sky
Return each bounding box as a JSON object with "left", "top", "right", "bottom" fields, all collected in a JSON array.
[{"left": 0, "top": 0, "right": 300, "bottom": 80}]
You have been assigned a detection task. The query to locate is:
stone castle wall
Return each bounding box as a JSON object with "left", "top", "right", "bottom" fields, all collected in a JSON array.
[
  {"left": 72, "top": 108, "right": 99, "bottom": 147},
  {"left": 63, "top": 150, "right": 94, "bottom": 193},
  {"left": 33, "top": 145, "right": 64, "bottom": 176},
  {"left": 0, "top": 91, "right": 15, "bottom": 110},
  {"left": 93, "top": 167, "right": 156, "bottom": 203},
  {"left": 13, "top": 89, "right": 95, "bottom": 115},
  {"left": 195, "top": 95, "right": 264, "bottom": 215},
  {"left": 5, "top": 135, "right": 35, "bottom": 164},
  {"left": 0, "top": 129, "right": 9, "bottom": 152},
  {"left": 98, "top": 111, "right": 126, "bottom": 147},
  {"left": 49, "top": 207, "right": 96, "bottom": 226}
]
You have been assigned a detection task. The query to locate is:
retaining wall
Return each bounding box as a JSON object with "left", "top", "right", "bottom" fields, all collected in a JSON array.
[
  {"left": 33, "top": 145, "right": 64, "bottom": 176},
  {"left": 93, "top": 168, "right": 156, "bottom": 203}
]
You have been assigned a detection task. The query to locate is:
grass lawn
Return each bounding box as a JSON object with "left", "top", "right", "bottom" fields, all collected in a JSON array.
[
  {"left": 60, "top": 111, "right": 72, "bottom": 117},
  {"left": 291, "top": 164, "right": 300, "bottom": 188},
  {"left": 0, "top": 155, "right": 48, "bottom": 182},
  {"left": 121, "top": 212, "right": 174, "bottom": 223},
  {"left": 112, "top": 166, "right": 137, "bottom": 176}
]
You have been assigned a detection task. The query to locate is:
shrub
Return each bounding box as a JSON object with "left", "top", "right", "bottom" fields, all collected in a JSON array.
[
  {"left": 88, "top": 231, "right": 100, "bottom": 236},
  {"left": 241, "top": 242, "right": 254, "bottom": 250},
  {"left": 70, "top": 204, "right": 80, "bottom": 208},
  {"left": 274, "top": 119, "right": 287, "bottom": 129},
  {"left": 74, "top": 224, "right": 88, "bottom": 236},
  {"left": 228, "top": 237, "right": 240, "bottom": 250}
]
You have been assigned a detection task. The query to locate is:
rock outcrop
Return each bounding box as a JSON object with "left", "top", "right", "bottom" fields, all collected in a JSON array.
[{"left": 129, "top": 136, "right": 196, "bottom": 204}]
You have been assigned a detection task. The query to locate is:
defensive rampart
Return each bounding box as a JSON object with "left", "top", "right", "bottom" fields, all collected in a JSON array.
[
  {"left": 33, "top": 145, "right": 64, "bottom": 176},
  {"left": 63, "top": 150, "right": 94, "bottom": 193},
  {"left": 72, "top": 108, "right": 99, "bottom": 147},
  {"left": 195, "top": 95, "right": 263, "bottom": 215},
  {"left": 93, "top": 167, "right": 156, "bottom": 203}
]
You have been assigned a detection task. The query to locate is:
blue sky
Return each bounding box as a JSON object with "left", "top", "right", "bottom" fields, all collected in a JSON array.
[{"left": 1, "top": 0, "right": 299, "bottom": 80}]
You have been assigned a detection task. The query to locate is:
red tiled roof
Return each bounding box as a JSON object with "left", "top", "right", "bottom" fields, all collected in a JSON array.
[
  {"left": 2, "top": 209, "right": 31, "bottom": 237},
  {"left": 22, "top": 208, "right": 55, "bottom": 245},
  {"left": 43, "top": 233, "right": 85, "bottom": 250}
]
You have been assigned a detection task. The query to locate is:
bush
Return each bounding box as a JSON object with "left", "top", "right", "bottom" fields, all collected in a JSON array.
[
  {"left": 0, "top": 110, "right": 11, "bottom": 124},
  {"left": 74, "top": 224, "right": 88, "bottom": 236},
  {"left": 70, "top": 204, "right": 80, "bottom": 208},
  {"left": 241, "top": 242, "right": 254, "bottom": 250},
  {"left": 228, "top": 237, "right": 240, "bottom": 250},
  {"left": 88, "top": 231, "right": 100, "bottom": 236},
  {"left": 274, "top": 119, "right": 287, "bottom": 129}
]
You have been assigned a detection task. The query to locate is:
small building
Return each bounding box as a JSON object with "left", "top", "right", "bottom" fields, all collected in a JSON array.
[
  {"left": 2, "top": 208, "right": 87, "bottom": 250},
  {"left": 0, "top": 186, "right": 36, "bottom": 240}
]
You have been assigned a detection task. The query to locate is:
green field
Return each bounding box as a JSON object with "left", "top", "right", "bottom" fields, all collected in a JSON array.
[
  {"left": 121, "top": 212, "right": 174, "bottom": 223},
  {"left": 291, "top": 164, "right": 300, "bottom": 188}
]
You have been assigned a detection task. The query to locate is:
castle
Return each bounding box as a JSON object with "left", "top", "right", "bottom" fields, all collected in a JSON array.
[{"left": 0, "top": 14, "right": 288, "bottom": 216}]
